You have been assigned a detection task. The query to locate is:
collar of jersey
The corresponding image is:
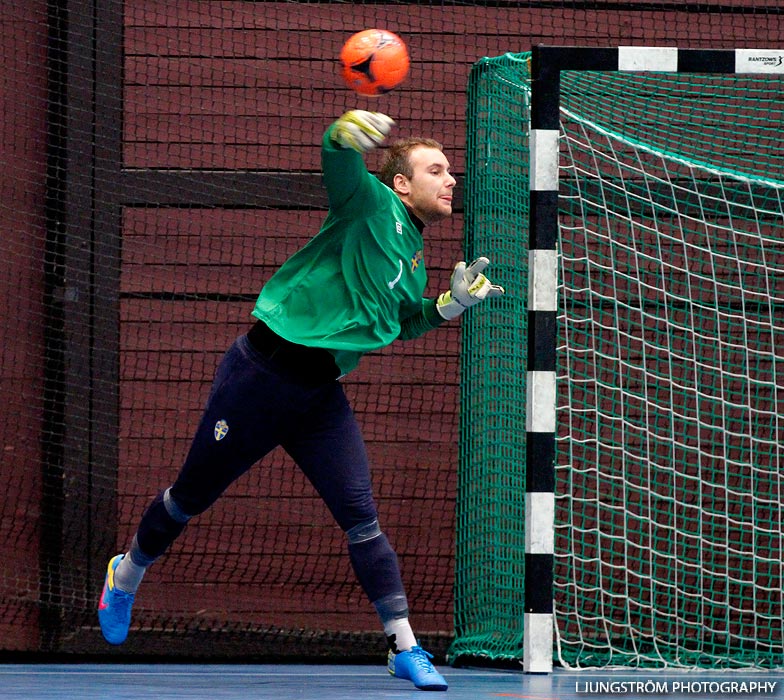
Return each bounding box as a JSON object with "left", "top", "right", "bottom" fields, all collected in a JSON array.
[{"left": 402, "top": 204, "right": 426, "bottom": 233}]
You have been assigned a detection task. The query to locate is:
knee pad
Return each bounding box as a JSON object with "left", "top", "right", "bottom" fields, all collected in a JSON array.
[
  {"left": 163, "top": 487, "right": 192, "bottom": 523},
  {"left": 346, "top": 518, "right": 381, "bottom": 544},
  {"left": 346, "top": 519, "right": 405, "bottom": 606},
  {"left": 134, "top": 488, "right": 191, "bottom": 563}
]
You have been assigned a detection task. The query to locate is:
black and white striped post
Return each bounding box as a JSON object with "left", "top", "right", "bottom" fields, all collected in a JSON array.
[
  {"left": 523, "top": 44, "right": 784, "bottom": 673},
  {"left": 523, "top": 44, "right": 562, "bottom": 674}
]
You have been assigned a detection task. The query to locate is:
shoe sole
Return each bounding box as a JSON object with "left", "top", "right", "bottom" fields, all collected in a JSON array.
[{"left": 389, "top": 665, "right": 448, "bottom": 691}]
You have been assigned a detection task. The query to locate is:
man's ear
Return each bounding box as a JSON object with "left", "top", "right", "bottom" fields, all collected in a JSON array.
[{"left": 393, "top": 173, "right": 410, "bottom": 195}]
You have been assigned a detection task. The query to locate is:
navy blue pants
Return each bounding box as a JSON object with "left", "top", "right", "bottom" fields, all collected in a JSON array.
[{"left": 134, "top": 332, "right": 406, "bottom": 611}]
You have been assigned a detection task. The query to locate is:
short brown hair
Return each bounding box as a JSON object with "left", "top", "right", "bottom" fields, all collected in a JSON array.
[{"left": 379, "top": 137, "right": 444, "bottom": 189}]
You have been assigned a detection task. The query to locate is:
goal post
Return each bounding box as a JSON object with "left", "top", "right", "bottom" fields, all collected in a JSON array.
[{"left": 453, "top": 45, "right": 784, "bottom": 672}]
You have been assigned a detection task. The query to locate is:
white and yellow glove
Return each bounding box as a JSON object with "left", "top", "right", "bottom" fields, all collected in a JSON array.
[
  {"left": 436, "top": 257, "right": 505, "bottom": 320},
  {"left": 332, "top": 110, "right": 394, "bottom": 153}
]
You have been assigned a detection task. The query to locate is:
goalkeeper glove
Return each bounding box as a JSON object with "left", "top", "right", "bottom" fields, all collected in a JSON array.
[
  {"left": 436, "top": 257, "right": 505, "bottom": 320},
  {"left": 332, "top": 110, "right": 394, "bottom": 153}
]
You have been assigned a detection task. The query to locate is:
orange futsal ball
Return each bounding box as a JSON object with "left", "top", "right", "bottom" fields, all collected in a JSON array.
[{"left": 340, "top": 29, "right": 410, "bottom": 96}]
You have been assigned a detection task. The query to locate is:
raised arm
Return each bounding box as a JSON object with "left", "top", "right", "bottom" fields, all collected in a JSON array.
[{"left": 321, "top": 111, "right": 394, "bottom": 212}]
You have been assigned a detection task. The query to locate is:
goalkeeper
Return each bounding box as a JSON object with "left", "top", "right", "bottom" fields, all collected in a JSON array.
[{"left": 97, "top": 110, "right": 503, "bottom": 692}]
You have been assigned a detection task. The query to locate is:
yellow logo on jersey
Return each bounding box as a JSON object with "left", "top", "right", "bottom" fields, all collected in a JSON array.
[{"left": 410, "top": 249, "right": 423, "bottom": 272}]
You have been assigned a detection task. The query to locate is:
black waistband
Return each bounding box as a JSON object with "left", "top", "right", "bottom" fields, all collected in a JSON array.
[{"left": 247, "top": 320, "right": 340, "bottom": 383}]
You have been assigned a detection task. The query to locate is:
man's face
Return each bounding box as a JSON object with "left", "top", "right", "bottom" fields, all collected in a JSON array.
[{"left": 395, "top": 146, "right": 456, "bottom": 224}]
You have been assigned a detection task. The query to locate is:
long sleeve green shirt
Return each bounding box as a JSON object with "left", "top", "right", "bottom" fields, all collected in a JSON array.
[{"left": 252, "top": 123, "right": 445, "bottom": 376}]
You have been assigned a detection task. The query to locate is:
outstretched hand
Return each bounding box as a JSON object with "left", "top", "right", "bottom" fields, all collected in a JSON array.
[{"left": 436, "top": 257, "right": 505, "bottom": 320}]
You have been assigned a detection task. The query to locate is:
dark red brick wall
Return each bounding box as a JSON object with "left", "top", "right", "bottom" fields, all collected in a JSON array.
[{"left": 0, "top": 2, "right": 48, "bottom": 652}]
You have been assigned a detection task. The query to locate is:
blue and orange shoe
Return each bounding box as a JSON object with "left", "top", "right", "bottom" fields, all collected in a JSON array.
[
  {"left": 98, "top": 554, "right": 135, "bottom": 645},
  {"left": 388, "top": 645, "right": 448, "bottom": 691}
]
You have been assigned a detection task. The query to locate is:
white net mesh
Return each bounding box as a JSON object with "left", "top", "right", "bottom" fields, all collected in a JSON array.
[{"left": 555, "top": 91, "right": 784, "bottom": 668}]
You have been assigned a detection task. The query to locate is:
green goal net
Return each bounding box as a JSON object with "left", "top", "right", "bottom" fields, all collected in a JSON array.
[
  {"left": 450, "top": 54, "right": 532, "bottom": 665},
  {"left": 454, "top": 50, "right": 784, "bottom": 669}
]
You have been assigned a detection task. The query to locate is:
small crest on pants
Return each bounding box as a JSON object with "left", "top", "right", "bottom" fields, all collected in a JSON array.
[{"left": 214, "top": 419, "right": 229, "bottom": 441}]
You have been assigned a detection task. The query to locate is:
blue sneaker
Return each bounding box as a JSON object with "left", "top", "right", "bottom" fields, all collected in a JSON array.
[
  {"left": 98, "top": 554, "right": 135, "bottom": 644},
  {"left": 388, "top": 645, "right": 448, "bottom": 691}
]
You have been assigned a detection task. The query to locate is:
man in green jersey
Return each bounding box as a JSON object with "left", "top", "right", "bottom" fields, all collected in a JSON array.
[{"left": 98, "top": 110, "right": 504, "bottom": 691}]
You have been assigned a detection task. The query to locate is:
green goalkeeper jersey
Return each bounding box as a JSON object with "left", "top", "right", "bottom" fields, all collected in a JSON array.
[{"left": 252, "top": 123, "right": 444, "bottom": 376}]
